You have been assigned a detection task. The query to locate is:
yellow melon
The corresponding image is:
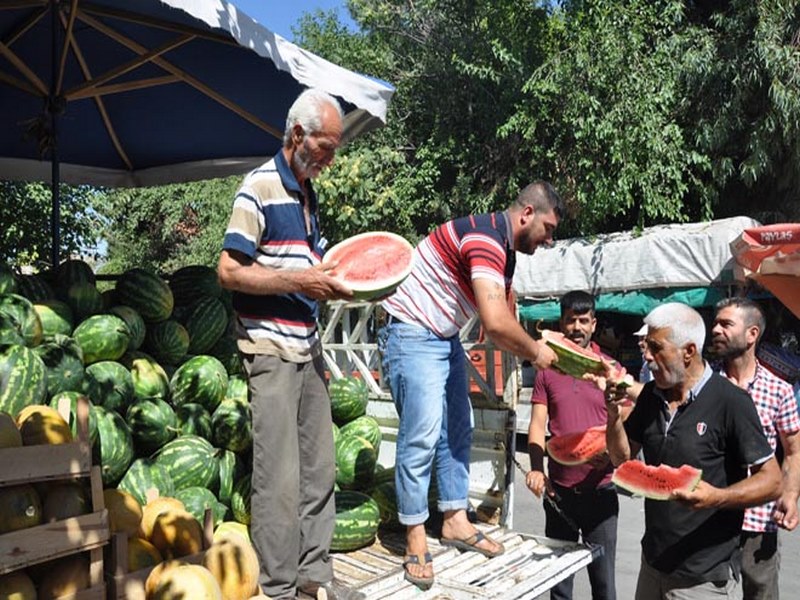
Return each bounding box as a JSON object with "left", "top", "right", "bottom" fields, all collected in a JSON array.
[
  {"left": 213, "top": 520, "right": 250, "bottom": 543},
  {"left": 0, "top": 411, "right": 22, "bottom": 448},
  {"left": 42, "top": 481, "right": 90, "bottom": 522},
  {"left": 104, "top": 488, "right": 143, "bottom": 536},
  {"left": 15, "top": 405, "right": 72, "bottom": 445},
  {"left": 150, "top": 508, "right": 204, "bottom": 559},
  {"left": 150, "top": 564, "right": 222, "bottom": 600},
  {"left": 37, "top": 554, "right": 90, "bottom": 599},
  {"left": 139, "top": 496, "right": 185, "bottom": 540},
  {"left": 203, "top": 534, "right": 261, "bottom": 600},
  {"left": 144, "top": 559, "right": 187, "bottom": 597},
  {"left": 0, "top": 570, "right": 37, "bottom": 599},
  {"left": 0, "top": 484, "right": 42, "bottom": 534},
  {"left": 128, "top": 537, "right": 163, "bottom": 572}
]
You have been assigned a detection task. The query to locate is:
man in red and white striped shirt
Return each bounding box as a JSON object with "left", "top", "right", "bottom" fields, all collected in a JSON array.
[
  {"left": 380, "top": 181, "right": 564, "bottom": 589},
  {"left": 711, "top": 298, "right": 800, "bottom": 599}
]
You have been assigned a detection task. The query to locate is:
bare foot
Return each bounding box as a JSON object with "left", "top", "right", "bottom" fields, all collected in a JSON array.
[{"left": 404, "top": 524, "right": 433, "bottom": 584}]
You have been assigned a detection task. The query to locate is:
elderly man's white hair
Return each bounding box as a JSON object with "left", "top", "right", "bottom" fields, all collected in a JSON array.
[
  {"left": 644, "top": 302, "right": 706, "bottom": 352},
  {"left": 283, "top": 89, "right": 344, "bottom": 146}
]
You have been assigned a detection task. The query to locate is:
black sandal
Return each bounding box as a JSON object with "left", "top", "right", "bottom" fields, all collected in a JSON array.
[{"left": 403, "top": 551, "right": 434, "bottom": 590}]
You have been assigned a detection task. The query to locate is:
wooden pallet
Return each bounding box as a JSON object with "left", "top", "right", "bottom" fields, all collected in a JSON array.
[{"left": 0, "top": 396, "right": 108, "bottom": 596}]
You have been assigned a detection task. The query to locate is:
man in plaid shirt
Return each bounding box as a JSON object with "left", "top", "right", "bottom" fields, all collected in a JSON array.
[{"left": 711, "top": 298, "right": 800, "bottom": 599}]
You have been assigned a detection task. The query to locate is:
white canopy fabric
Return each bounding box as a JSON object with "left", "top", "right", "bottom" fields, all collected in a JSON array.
[{"left": 514, "top": 216, "right": 761, "bottom": 299}]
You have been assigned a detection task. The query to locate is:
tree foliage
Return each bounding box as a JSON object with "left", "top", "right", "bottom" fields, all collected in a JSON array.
[{"left": 0, "top": 181, "right": 107, "bottom": 270}]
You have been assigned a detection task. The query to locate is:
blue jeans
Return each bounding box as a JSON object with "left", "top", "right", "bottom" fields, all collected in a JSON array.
[{"left": 378, "top": 321, "right": 473, "bottom": 525}]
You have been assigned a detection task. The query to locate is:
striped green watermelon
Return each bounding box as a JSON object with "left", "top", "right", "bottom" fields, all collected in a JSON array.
[
  {"left": 64, "top": 282, "right": 104, "bottom": 322},
  {"left": 368, "top": 481, "right": 400, "bottom": 529},
  {"left": 0, "top": 312, "right": 25, "bottom": 346},
  {"left": 169, "top": 265, "right": 222, "bottom": 306},
  {"left": 174, "top": 402, "right": 213, "bottom": 439},
  {"left": 224, "top": 375, "right": 248, "bottom": 404},
  {"left": 332, "top": 422, "right": 340, "bottom": 447},
  {"left": 115, "top": 268, "right": 173, "bottom": 323},
  {"left": 0, "top": 264, "right": 17, "bottom": 295},
  {"left": 33, "top": 300, "right": 73, "bottom": 337},
  {"left": 182, "top": 297, "right": 228, "bottom": 355},
  {"left": 126, "top": 397, "right": 178, "bottom": 453},
  {"left": 143, "top": 319, "right": 190, "bottom": 365},
  {"left": 335, "top": 435, "right": 376, "bottom": 490},
  {"left": 49, "top": 391, "right": 98, "bottom": 446},
  {"left": 339, "top": 415, "right": 381, "bottom": 451},
  {"left": 211, "top": 400, "right": 252, "bottom": 453},
  {"left": 154, "top": 435, "right": 219, "bottom": 492},
  {"left": 0, "top": 344, "right": 47, "bottom": 416},
  {"left": 331, "top": 491, "right": 380, "bottom": 552},
  {"left": 33, "top": 334, "right": 85, "bottom": 395},
  {"left": 93, "top": 405, "right": 135, "bottom": 486},
  {"left": 54, "top": 259, "right": 95, "bottom": 290},
  {"left": 214, "top": 449, "right": 245, "bottom": 508},
  {"left": 73, "top": 314, "right": 130, "bottom": 364},
  {"left": 174, "top": 486, "right": 228, "bottom": 528},
  {"left": 15, "top": 274, "right": 54, "bottom": 303},
  {"left": 230, "top": 473, "right": 251, "bottom": 525},
  {"left": 329, "top": 376, "right": 369, "bottom": 424},
  {"left": 100, "top": 287, "right": 118, "bottom": 310},
  {"left": 169, "top": 355, "right": 228, "bottom": 413},
  {"left": 117, "top": 457, "right": 176, "bottom": 506},
  {"left": 108, "top": 305, "right": 146, "bottom": 351},
  {"left": 0, "top": 294, "right": 43, "bottom": 347},
  {"left": 371, "top": 464, "right": 395, "bottom": 487},
  {"left": 208, "top": 334, "right": 244, "bottom": 376},
  {"left": 122, "top": 351, "right": 170, "bottom": 401},
  {"left": 82, "top": 360, "right": 135, "bottom": 414}
]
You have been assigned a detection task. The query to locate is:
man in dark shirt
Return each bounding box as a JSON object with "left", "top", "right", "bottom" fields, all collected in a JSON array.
[{"left": 605, "top": 302, "right": 781, "bottom": 599}]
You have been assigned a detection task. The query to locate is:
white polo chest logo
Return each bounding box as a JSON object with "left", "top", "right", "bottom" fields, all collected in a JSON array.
[{"left": 696, "top": 422, "right": 708, "bottom": 436}]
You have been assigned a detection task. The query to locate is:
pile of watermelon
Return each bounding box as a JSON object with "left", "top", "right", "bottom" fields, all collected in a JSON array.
[{"left": 0, "top": 259, "right": 252, "bottom": 537}]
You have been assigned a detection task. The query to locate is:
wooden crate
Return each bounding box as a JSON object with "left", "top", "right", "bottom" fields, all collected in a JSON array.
[
  {"left": 0, "top": 396, "right": 108, "bottom": 596},
  {"left": 105, "top": 507, "right": 214, "bottom": 600}
]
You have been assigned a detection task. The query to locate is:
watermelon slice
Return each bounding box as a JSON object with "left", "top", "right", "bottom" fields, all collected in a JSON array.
[
  {"left": 546, "top": 425, "right": 607, "bottom": 466},
  {"left": 540, "top": 329, "right": 633, "bottom": 386},
  {"left": 612, "top": 460, "right": 702, "bottom": 500},
  {"left": 323, "top": 231, "right": 414, "bottom": 300}
]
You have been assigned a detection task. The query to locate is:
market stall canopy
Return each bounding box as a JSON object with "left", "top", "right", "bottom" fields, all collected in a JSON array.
[
  {"left": 0, "top": 0, "right": 395, "bottom": 188},
  {"left": 731, "top": 223, "right": 800, "bottom": 319},
  {"left": 514, "top": 216, "right": 760, "bottom": 319}
]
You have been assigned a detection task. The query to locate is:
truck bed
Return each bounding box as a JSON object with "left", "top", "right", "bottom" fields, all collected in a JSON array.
[{"left": 333, "top": 523, "right": 598, "bottom": 599}]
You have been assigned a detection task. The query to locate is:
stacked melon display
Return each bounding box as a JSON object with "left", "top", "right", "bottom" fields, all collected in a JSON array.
[
  {"left": 0, "top": 260, "right": 252, "bottom": 538},
  {"left": 329, "top": 376, "right": 382, "bottom": 551}
]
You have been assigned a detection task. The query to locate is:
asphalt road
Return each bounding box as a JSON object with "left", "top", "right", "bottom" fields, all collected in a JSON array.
[{"left": 510, "top": 450, "right": 800, "bottom": 600}]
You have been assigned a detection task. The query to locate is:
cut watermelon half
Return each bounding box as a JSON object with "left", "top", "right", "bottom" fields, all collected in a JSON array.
[
  {"left": 323, "top": 231, "right": 414, "bottom": 300},
  {"left": 540, "top": 329, "right": 633, "bottom": 386},
  {"left": 546, "top": 425, "right": 607, "bottom": 466},
  {"left": 612, "top": 460, "right": 702, "bottom": 501}
]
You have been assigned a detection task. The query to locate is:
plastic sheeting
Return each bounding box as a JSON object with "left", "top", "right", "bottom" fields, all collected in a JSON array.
[{"left": 513, "top": 216, "right": 760, "bottom": 299}]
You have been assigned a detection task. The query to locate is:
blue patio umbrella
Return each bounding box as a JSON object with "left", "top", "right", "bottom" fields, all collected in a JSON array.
[{"left": 0, "top": 0, "right": 394, "bottom": 265}]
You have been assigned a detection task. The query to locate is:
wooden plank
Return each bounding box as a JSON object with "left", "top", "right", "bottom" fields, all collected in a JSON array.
[
  {"left": 0, "top": 510, "right": 109, "bottom": 575},
  {"left": 0, "top": 441, "right": 92, "bottom": 485}
]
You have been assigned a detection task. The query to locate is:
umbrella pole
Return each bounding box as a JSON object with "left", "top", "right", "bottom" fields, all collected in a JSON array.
[{"left": 50, "top": 0, "right": 60, "bottom": 269}]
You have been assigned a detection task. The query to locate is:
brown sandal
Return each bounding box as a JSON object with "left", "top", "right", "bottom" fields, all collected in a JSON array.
[
  {"left": 441, "top": 531, "right": 505, "bottom": 558},
  {"left": 403, "top": 551, "right": 434, "bottom": 590}
]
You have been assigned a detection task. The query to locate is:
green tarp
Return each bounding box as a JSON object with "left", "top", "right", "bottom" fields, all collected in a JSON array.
[{"left": 518, "top": 287, "right": 728, "bottom": 321}]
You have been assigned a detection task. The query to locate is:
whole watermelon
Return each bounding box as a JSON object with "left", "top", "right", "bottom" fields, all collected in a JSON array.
[
  {"left": 174, "top": 486, "right": 228, "bottom": 528},
  {"left": 331, "top": 491, "right": 380, "bottom": 552},
  {"left": 169, "top": 355, "right": 228, "bottom": 413},
  {"left": 0, "top": 293, "right": 43, "bottom": 347},
  {"left": 0, "top": 344, "right": 47, "bottom": 416},
  {"left": 115, "top": 268, "right": 173, "bottom": 323},
  {"left": 339, "top": 415, "right": 382, "bottom": 451},
  {"left": 174, "top": 402, "right": 213, "bottom": 439},
  {"left": 64, "top": 281, "right": 104, "bottom": 322},
  {"left": 82, "top": 360, "right": 135, "bottom": 413},
  {"left": 49, "top": 391, "right": 98, "bottom": 446},
  {"left": 127, "top": 397, "right": 178, "bottom": 453},
  {"left": 154, "top": 435, "right": 219, "bottom": 492},
  {"left": 230, "top": 474, "right": 251, "bottom": 525},
  {"left": 93, "top": 405, "right": 135, "bottom": 486},
  {"left": 182, "top": 297, "right": 227, "bottom": 355},
  {"left": 211, "top": 400, "right": 252, "bottom": 453},
  {"left": 33, "top": 334, "right": 85, "bottom": 395},
  {"left": 33, "top": 300, "right": 73, "bottom": 337},
  {"left": 143, "top": 319, "right": 190, "bottom": 365},
  {"left": 72, "top": 314, "right": 130, "bottom": 364},
  {"left": 118, "top": 457, "right": 175, "bottom": 506},
  {"left": 329, "top": 376, "right": 369, "bottom": 424},
  {"left": 169, "top": 265, "right": 222, "bottom": 305},
  {"left": 335, "top": 435, "right": 376, "bottom": 491},
  {"left": 122, "top": 351, "right": 170, "bottom": 401},
  {"left": 15, "top": 273, "right": 54, "bottom": 303},
  {"left": 108, "top": 305, "right": 146, "bottom": 351}
]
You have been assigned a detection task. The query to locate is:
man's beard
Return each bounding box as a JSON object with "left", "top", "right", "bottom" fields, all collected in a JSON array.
[
  {"left": 710, "top": 336, "right": 748, "bottom": 360},
  {"left": 292, "top": 146, "right": 317, "bottom": 180}
]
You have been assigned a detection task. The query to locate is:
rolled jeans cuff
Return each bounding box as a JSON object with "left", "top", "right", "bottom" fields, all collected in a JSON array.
[
  {"left": 399, "top": 509, "right": 429, "bottom": 526},
  {"left": 438, "top": 499, "right": 469, "bottom": 513}
]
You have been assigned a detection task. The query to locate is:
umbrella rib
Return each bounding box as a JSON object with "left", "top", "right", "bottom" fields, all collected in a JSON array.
[
  {"left": 0, "top": 39, "right": 47, "bottom": 94},
  {"left": 55, "top": 0, "right": 79, "bottom": 94},
  {"left": 2, "top": 2, "right": 47, "bottom": 47},
  {"left": 78, "top": 10, "right": 283, "bottom": 141},
  {"left": 64, "top": 33, "right": 193, "bottom": 101},
  {"left": 69, "top": 74, "right": 180, "bottom": 100},
  {"left": 0, "top": 67, "right": 40, "bottom": 96},
  {"left": 60, "top": 12, "right": 132, "bottom": 170}
]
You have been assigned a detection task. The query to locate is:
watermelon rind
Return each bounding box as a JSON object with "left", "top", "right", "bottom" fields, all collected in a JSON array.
[
  {"left": 331, "top": 490, "right": 380, "bottom": 552},
  {"left": 323, "top": 231, "right": 414, "bottom": 300},
  {"left": 329, "top": 376, "right": 369, "bottom": 425},
  {"left": 611, "top": 460, "right": 702, "bottom": 501},
  {"left": 154, "top": 435, "right": 219, "bottom": 492},
  {"left": 93, "top": 405, "right": 135, "bottom": 486},
  {"left": 118, "top": 457, "right": 176, "bottom": 506},
  {"left": 0, "top": 343, "right": 48, "bottom": 416}
]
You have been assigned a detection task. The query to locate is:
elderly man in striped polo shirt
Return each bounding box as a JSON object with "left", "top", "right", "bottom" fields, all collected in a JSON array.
[{"left": 218, "top": 89, "right": 360, "bottom": 600}]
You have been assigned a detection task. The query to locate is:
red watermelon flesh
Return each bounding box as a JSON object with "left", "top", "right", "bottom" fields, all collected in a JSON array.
[
  {"left": 324, "top": 232, "right": 414, "bottom": 300},
  {"left": 546, "top": 425, "right": 607, "bottom": 466},
  {"left": 612, "top": 460, "right": 702, "bottom": 500}
]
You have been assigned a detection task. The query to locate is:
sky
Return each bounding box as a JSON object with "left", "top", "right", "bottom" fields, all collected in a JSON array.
[{"left": 231, "top": 1, "right": 356, "bottom": 41}]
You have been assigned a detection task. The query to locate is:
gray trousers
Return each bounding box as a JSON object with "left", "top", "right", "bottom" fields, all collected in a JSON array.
[
  {"left": 635, "top": 556, "right": 737, "bottom": 600},
  {"left": 245, "top": 353, "right": 336, "bottom": 600},
  {"left": 740, "top": 531, "right": 779, "bottom": 600}
]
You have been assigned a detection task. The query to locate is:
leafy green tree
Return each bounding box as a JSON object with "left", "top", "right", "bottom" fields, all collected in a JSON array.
[{"left": 0, "top": 181, "right": 107, "bottom": 270}]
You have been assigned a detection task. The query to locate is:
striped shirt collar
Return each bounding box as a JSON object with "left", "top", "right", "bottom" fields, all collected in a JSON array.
[{"left": 274, "top": 150, "right": 318, "bottom": 210}]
